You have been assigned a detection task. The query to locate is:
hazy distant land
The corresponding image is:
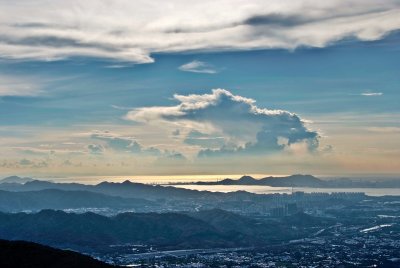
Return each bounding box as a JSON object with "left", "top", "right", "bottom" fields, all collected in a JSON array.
[
  {"left": 169, "top": 174, "right": 400, "bottom": 188},
  {"left": 0, "top": 174, "right": 400, "bottom": 266}
]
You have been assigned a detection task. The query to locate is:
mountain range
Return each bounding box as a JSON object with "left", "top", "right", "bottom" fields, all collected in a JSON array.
[
  {"left": 0, "top": 189, "right": 156, "bottom": 213},
  {"left": 0, "top": 178, "right": 242, "bottom": 202},
  {"left": 2, "top": 175, "right": 399, "bottom": 191},
  {"left": 200, "top": 174, "right": 325, "bottom": 187},
  {"left": 0, "top": 209, "right": 328, "bottom": 252},
  {"left": 0, "top": 176, "right": 35, "bottom": 184},
  {"left": 189, "top": 174, "right": 400, "bottom": 188}
]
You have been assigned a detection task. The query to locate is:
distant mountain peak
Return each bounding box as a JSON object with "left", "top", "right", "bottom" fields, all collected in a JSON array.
[
  {"left": 25, "top": 180, "right": 52, "bottom": 185},
  {"left": 0, "top": 176, "right": 34, "bottom": 184},
  {"left": 195, "top": 174, "right": 324, "bottom": 187},
  {"left": 238, "top": 175, "right": 257, "bottom": 182},
  {"left": 96, "top": 181, "right": 111, "bottom": 186},
  {"left": 239, "top": 175, "right": 255, "bottom": 179}
]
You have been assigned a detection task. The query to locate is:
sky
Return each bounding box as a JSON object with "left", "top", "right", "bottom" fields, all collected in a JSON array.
[{"left": 0, "top": 0, "right": 399, "bottom": 179}]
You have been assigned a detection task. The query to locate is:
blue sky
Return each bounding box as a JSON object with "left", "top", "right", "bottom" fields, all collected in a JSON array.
[
  {"left": 1, "top": 1, "right": 399, "bottom": 179},
  {"left": 2, "top": 35, "right": 399, "bottom": 124}
]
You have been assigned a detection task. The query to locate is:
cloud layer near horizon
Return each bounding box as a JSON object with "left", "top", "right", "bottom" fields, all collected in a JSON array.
[
  {"left": 126, "top": 89, "right": 319, "bottom": 156},
  {"left": 1, "top": 0, "right": 400, "bottom": 63}
]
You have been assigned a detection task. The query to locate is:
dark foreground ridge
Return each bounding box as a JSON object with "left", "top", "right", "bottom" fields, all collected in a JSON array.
[{"left": 0, "top": 239, "right": 117, "bottom": 268}]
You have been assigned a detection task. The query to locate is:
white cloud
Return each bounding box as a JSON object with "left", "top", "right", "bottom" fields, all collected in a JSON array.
[
  {"left": 89, "top": 130, "right": 173, "bottom": 157},
  {"left": 0, "top": 75, "right": 42, "bottom": 96},
  {"left": 90, "top": 131, "right": 142, "bottom": 153},
  {"left": 0, "top": 1, "right": 399, "bottom": 63},
  {"left": 361, "top": 92, "right": 383, "bottom": 96},
  {"left": 179, "top": 60, "right": 217, "bottom": 74},
  {"left": 126, "top": 89, "right": 319, "bottom": 156},
  {"left": 366, "top": 127, "right": 400, "bottom": 133},
  {"left": 104, "top": 64, "right": 134, "bottom": 69},
  {"left": 87, "top": 144, "right": 104, "bottom": 155}
]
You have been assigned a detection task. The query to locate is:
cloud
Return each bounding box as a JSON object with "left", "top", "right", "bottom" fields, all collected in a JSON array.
[
  {"left": 90, "top": 131, "right": 163, "bottom": 156},
  {"left": 361, "top": 92, "right": 383, "bottom": 96},
  {"left": 172, "top": 129, "right": 180, "bottom": 136},
  {"left": 104, "top": 64, "right": 134, "bottom": 69},
  {"left": 91, "top": 132, "right": 142, "bottom": 153},
  {"left": 19, "top": 159, "right": 33, "bottom": 166},
  {"left": 184, "top": 130, "right": 225, "bottom": 148},
  {"left": 154, "top": 151, "right": 187, "bottom": 167},
  {"left": 87, "top": 144, "right": 104, "bottom": 155},
  {"left": 164, "top": 151, "right": 187, "bottom": 160},
  {"left": 178, "top": 60, "right": 217, "bottom": 74},
  {"left": 126, "top": 89, "right": 319, "bottom": 157},
  {"left": 14, "top": 146, "right": 85, "bottom": 156},
  {"left": 32, "top": 160, "right": 49, "bottom": 168},
  {"left": 62, "top": 159, "right": 73, "bottom": 166},
  {"left": 366, "top": 127, "right": 400, "bottom": 133},
  {"left": 0, "top": 1, "right": 399, "bottom": 63},
  {"left": 0, "top": 75, "right": 42, "bottom": 97},
  {"left": 16, "top": 158, "right": 49, "bottom": 168}
]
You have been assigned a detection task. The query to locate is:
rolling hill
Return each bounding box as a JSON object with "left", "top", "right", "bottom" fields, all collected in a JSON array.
[
  {"left": 0, "top": 209, "right": 327, "bottom": 252},
  {"left": 0, "top": 189, "right": 155, "bottom": 212}
]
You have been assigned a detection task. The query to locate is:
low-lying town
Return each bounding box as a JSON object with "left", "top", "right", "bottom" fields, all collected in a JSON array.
[{"left": 92, "top": 192, "right": 400, "bottom": 267}]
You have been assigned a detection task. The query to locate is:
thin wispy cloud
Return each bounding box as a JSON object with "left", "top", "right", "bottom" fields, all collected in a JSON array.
[
  {"left": 110, "top": 105, "right": 134, "bottom": 111},
  {"left": 178, "top": 61, "right": 218, "bottom": 74},
  {"left": 0, "top": 75, "right": 42, "bottom": 97},
  {"left": 104, "top": 64, "right": 134, "bottom": 69},
  {"left": 366, "top": 127, "right": 400, "bottom": 133},
  {"left": 0, "top": 1, "right": 399, "bottom": 63},
  {"left": 361, "top": 92, "right": 383, "bottom": 96}
]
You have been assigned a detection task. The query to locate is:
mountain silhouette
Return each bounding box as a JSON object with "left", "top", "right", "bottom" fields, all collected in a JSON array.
[{"left": 0, "top": 239, "right": 117, "bottom": 268}]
